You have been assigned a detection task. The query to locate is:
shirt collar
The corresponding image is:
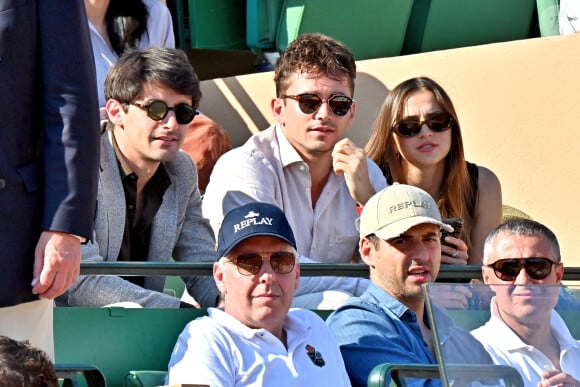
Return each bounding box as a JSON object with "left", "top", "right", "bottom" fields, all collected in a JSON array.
[
  {"left": 110, "top": 131, "right": 134, "bottom": 176},
  {"left": 275, "top": 124, "right": 307, "bottom": 168},
  {"left": 207, "top": 307, "right": 311, "bottom": 342}
]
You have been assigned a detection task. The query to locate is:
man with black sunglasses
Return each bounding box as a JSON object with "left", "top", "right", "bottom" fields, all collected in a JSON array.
[
  {"left": 64, "top": 47, "right": 220, "bottom": 308},
  {"left": 471, "top": 219, "right": 580, "bottom": 386},
  {"left": 202, "top": 33, "right": 387, "bottom": 309},
  {"left": 167, "top": 202, "right": 350, "bottom": 385}
]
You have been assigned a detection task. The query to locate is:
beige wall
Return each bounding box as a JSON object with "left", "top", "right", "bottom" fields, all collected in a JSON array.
[{"left": 198, "top": 33, "right": 580, "bottom": 266}]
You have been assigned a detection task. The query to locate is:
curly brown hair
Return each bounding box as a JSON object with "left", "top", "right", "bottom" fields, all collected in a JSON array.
[{"left": 273, "top": 33, "right": 356, "bottom": 97}]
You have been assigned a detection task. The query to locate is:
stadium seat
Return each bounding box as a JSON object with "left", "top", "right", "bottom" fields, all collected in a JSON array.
[
  {"left": 124, "top": 370, "right": 167, "bottom": 387},
  {"left": 163, "top": 275, "right": 185, "bottom": 298},
  {"left": 165, "top": 0, "right": 187, "bottom": 50},
  {"left": 54, "top": 307, "right": 334, "bottom": 387},
  {"left": 247, "top": 0, "right": 285, "bottom": 50},
  {"left": 55, "top": 364, "right": 107, "bottom": 387},
  {"left": 275, "top": 0, "right": 415, "bottom": 60},
  {"left": 188, "top": 0, "right": 247, "bottom": 50},
  {"left": 402, "top": 0, "right": 536, "bottom": 54},
  {"left": 536, "top": 0, "right": 561, "bottom": 36},
  {"left": 54, "top": 308, "right": 206, "bottom": 387},
  {"left": 368, "top": 363, "right": 524, "bottom": 387}
]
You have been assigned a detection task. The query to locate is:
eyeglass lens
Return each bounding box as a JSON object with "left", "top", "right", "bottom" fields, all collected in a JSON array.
[
  {"left": 490, "top": 258, "right": 555, "bottom": 281},
  {"left": 133, "top": 100, "right": 198, "bottom": 124},
  {"left": 233, "top": 251, "right": 296, "bottom": 276},
  {"left": 282, "top": 94, "right": 353, "bottom": 116},
  {"left": 393, "top": 112, "right": 453, "bottom": 137}
]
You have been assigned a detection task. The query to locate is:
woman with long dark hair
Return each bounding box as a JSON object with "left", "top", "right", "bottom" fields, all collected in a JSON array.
[
  {"left": 366, "top": 77, "right": 502, "bottom": 265},
  {"left": 84, "top": 0, "right": 175, "bottom": 106}
]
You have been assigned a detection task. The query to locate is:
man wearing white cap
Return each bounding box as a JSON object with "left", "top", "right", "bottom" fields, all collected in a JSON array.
[
  {"left": 327, "top": 184, "right": 492, "bottom": 386},
  {"left": 167, "top": 202, "right": 350, "bottom": 386}
]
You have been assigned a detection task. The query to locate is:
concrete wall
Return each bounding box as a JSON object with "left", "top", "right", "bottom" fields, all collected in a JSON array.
[{"left": 198, "top": 33, "right": 580, "bottom": 266}]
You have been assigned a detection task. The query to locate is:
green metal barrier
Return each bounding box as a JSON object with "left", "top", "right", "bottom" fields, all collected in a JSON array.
[{"left": 79, "top": 262, "right": 580, "bottom": 281}]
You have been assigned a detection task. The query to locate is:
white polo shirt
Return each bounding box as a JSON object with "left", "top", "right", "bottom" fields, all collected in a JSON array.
[
  {"left": 471, "top": 298, "right": 580, "bottom": 386},
  {"left": 167, "top": 308, "right": 351, "bottom": 386}
]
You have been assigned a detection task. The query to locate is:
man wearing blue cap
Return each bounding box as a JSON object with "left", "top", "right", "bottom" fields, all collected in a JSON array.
[{"left": 166, "top": 202, "right": 350, "bottom": 386}]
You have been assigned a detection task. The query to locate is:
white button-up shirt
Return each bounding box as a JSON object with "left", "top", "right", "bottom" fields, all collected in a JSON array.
[
  {"left": 471, "top": 297, "right": 580, "bottom": 386},
  {"left": 203, "top": 125, "right": 387, "bottom": 296}
]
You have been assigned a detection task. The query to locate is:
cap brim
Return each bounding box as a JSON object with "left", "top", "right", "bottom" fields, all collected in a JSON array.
[
  {"left": 373, "top": 216, "right": 453, "bottom": 240},
  {"left": 217, "top": 232, "right": 296, "bottom": 259}
]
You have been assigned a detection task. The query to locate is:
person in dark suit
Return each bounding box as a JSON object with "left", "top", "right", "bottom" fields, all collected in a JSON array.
[{"left": 0, "top": 0, "right": 100, "bottom": 358}]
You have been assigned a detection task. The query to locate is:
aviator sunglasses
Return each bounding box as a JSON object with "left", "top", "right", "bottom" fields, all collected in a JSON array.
[
  {"left": 281, "top": 93, "right": 354, "bottom": 117},
  {"left": 131, "top": 100, "right": 198, "bottom": 124},
  {"left": 393, "top": 112, "right": 454, "bottom": 137},
  {"left": 486, "top": 257, "right": 557, "bottom": 281},
  {"left": 228, "top": 251, "right": 296, "bottom": 276}
]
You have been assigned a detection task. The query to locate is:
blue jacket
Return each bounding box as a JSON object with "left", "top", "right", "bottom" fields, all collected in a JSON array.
[
  {"left": 327, "top": 283, "right": 492, "bottom": 386},
  {"left": 0, "top": 0, "right": 100, "bottom": 306}
]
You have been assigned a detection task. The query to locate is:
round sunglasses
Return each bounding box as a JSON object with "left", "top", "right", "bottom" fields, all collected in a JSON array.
[
  {"left": 281, "top": 93, "right": 354, "bottom": 117},
  {"left": 131, "top": 100, "right": 198, "bottom": 124},
  {"left": 393, "top": 112, "right": 454, "bottom": 137},
  {"left": 228, "top": 251, "right": 296, "bottom": 276},
  {"left": 486, "top": 257, "right": 557, "bottom": 281}
]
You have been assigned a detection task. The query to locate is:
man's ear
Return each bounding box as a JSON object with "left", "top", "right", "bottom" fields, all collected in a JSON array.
[
  {"left": 359, "top": 238, "right": 376, "bottom": 268},
  {"left": 213, "top": 262, "right": 226, "bottom": 294},
  {"left": 482, "top": 266, "right": 493, "bottom": 284},
  {"left": 105, "top": 99, "right": 125, "bottom": 127},
  {"left": 271, "top": 97, "right": 285, "bottom": 124},
  {"left": 555, "top": 262, "right": 564, "bottom": 283},
  {"left": 294, "top": 261, "right": 300, "bottom": 290}
]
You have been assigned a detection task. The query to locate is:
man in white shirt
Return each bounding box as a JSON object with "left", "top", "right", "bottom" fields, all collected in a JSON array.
[
  {"left": 166, "top": 202, "right": 350, "bottom": 386},
  {"left": 202, "top": 33, "right": 387, "bottom": 308},
  {"left": 471, "top": 219, "right": 580, "bottom": 387}
]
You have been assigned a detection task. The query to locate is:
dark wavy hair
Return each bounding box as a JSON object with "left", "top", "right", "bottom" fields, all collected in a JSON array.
[
  {"left": 0, "top": 336, "right": 58, "bottom": 387},
  {"left": 273, "top": 33, "right": 356, "bottom": 97},
  {"left": 105, "top": 47, "right": 201, "bottom": 107},
  {"left": 106, "top": 0, "right": 149, "bottom": 56},
  {"left": 366, "top": 77, "right": 475, "bottom": 249}
]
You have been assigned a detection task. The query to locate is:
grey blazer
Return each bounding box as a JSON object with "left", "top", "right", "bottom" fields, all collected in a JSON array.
[{"left": 67, "top": 131, "right": 219, "bottom": 308}]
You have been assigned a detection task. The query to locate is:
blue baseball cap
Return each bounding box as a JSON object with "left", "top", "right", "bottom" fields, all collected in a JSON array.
[{"left": 216, "top": 202, "right": 297, "bottom": 258}]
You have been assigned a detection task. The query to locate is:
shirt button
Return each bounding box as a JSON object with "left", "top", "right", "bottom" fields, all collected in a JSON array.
[
  {"left": 0, "top": 179, "right": 5, "bottom": 189},
  {"left": 128, "top": 204, "right": 135, "bottom": 210},
  {"left": 299, "top": 165, "right": 305, "bottom": 171}
]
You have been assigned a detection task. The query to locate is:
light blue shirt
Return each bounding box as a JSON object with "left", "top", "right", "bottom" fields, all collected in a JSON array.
[{"left": 327, "top": 283, "right": 492, "bottom": 386}]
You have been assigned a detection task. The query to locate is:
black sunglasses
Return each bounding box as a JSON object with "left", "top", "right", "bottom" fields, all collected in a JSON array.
[
  {"left": 229, "top": 251, "right": 296, "bottom": 276},
  {"left": 132, "top": 100, "right": 198, "bottom": 124},
  {"left": 393, "top": 112, "right": 454, "bottom": 137},
  {"left": 281, "top": 93, "right": 354, "bottom": 117},
  {"left": 486, "top": 257, "right": 557, "bottom": 281}
]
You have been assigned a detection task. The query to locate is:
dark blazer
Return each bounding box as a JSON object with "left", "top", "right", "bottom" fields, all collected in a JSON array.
[{"left": 0, "top": 0, "right": 100, "bottom": 306}]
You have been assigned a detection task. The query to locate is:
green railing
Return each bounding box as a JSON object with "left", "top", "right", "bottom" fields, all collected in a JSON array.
[{"left": 79, "top": 262, "right": 580, "bottom": 281}]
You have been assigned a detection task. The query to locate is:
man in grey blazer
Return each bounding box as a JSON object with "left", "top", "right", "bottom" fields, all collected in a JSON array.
[
  {"left": 0, "top": 1, "right": 100, "bottom": 358},
  {"left": 67, "top": 47, "right": 220, "bottom": 308}
]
